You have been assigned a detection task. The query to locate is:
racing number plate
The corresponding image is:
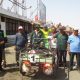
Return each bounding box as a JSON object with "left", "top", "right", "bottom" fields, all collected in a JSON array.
[{"left": 28, "top": 54, "right": 39, "bottom": 63}]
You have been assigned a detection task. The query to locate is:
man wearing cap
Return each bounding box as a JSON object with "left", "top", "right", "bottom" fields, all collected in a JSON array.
[
  {"left": 68, "top": 28, "right": 80, "bottom": 70},
  {"left": 15, "top": 26, "right": 28, "bottom": 65}
]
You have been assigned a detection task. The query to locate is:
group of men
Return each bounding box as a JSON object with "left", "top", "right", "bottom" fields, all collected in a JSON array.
[
  {"left": 53, "top": 27, "right": 80, "bottom": 70},
  {"left": 0, "top": 24, "right": 80, "bottom": 72},
  {"left": 29, "top": 25, "right": 80, "bottom": 71}
]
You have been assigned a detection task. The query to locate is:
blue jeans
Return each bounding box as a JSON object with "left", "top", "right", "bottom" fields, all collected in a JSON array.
[{"left": 70, "top": 52, "right": 80, "bottom": 68}]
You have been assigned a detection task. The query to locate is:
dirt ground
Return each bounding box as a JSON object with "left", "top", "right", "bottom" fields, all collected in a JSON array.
[{"left": 0, "top": 46, "right": 80, "bottom": 80}]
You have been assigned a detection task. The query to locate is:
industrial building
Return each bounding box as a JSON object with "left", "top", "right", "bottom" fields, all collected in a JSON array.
[{"left": 0, "top": 7, "right": 33, "bottom": 36}]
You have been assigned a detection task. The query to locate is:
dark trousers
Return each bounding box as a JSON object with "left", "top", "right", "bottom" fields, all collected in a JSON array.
[
  {"left": 16, "top": 46, "right": 21, "bottom": 62},
  {"left": 57, "top": 50, "right": 67, "bottom": 64},
  {"left": 16, "top": 46, "right": 25, "bottom": 62},
  {"left": 70, "top": 53, "right": 80, "bottom": 68},
  {"left": 0, "top": 49, "right": 3, "bottom": 69}
]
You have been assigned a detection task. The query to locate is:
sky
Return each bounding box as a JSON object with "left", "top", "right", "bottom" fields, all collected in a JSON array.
[
  {"left": 44, "top": 0, "right": 80, "bottom": 28},
  {"left": 2, "top": 0, "right": 80, "bottom": 28}
]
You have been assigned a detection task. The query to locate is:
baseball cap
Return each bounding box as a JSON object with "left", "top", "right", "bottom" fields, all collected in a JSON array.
[{"left": 18, "top": 26, "right": 23, "bottom": 29}]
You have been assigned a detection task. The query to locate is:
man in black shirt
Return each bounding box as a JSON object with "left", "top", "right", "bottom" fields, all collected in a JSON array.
[{"left": 0, "top": 25, "right": 5, "bottom": 71}]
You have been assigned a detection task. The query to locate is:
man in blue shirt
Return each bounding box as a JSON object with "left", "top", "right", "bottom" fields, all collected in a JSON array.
[
  {"left": 15, "top": 26, "right": 28, "bottom": 65},
  {"left": 68, "top": 28, "right": 80, "bottom": 70}
]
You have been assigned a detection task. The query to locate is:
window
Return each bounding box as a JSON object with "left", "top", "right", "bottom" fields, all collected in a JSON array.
[{"left": 1, "top": 16, "right": 5, "bottom": 22}]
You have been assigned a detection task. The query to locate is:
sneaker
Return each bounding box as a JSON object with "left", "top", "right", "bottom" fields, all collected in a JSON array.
[
  {"left": 17, "top": 62, "right": 19, "bottom": 66},
  {"left": 59, "top": 63, "right": 63, "bottom": 67},
  {"left": 63, "top": 63, "right": 67, "bottom": 67},
  {"left": 73, "top": 65, "right": 77, "bottom": 70}
]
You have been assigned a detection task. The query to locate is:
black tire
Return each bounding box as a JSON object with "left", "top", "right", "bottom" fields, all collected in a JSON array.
[
  {"left": 20, "top": 71, "right": 26, "bottom": 76},
  {"left": 19, "top": 61, "right": 26, "bottom": 76},
  {"left": 19, "top": 61, "right": 31, "bottom": 76},
  {"left": 43, "top": 66, "right": 53, "bottom": 76}
]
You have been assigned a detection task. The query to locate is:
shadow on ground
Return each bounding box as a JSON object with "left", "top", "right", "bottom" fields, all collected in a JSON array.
[
  {"left": 0, "top": 63, "right": 19, "bottom": 77},
  {"left": 28, "top": 67, "right": 69, "bottom": 80}
]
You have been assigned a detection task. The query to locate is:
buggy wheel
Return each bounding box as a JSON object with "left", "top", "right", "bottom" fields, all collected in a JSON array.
[
  {"left": 44, "top": 67, "right": 54, "bottom": 76},
  {"left": 19, "top": 61, "right": 31, "bottom": 76},
  {"left": 19, "top": 61, "right": 26, "bottom": 76},
  {"left": 20, "top": 71, "right": 26, "bottom": 76},
  {"left": 43, "top": 63, "right": 53, "bottom": 76}
]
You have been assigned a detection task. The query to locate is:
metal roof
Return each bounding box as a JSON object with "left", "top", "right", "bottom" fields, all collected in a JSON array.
[{"left": 0, "top": 7, "right": 31, "bottom": 22}]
